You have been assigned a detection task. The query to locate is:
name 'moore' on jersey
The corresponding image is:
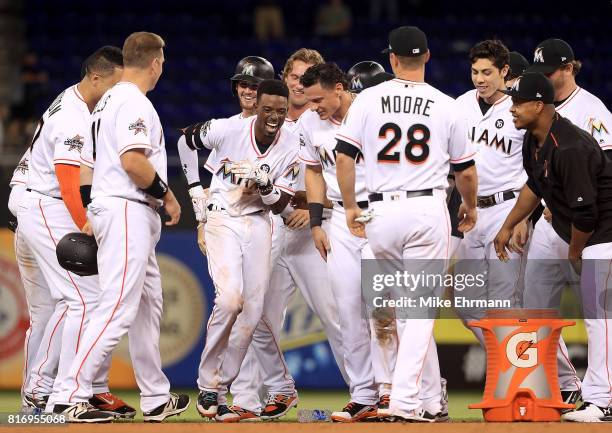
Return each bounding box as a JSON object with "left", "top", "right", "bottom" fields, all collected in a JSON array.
[
  {"left": 10, "top": 148, "right": 30, "bottom": 187},
  {"left": 556, "top": 86, "right": 612, "bottom": 150},
  {"left": 26, "top": 85, "right": 90, "bottom": 197},
  {"left": 89, "top": 81, "right": 167, "bottom": 207},
  {"left": 297, "top": 109, "right": 368, "bottom": 202},
  {"left": 336, "top": 78, "right": 475, "bottom": 193},
  {"left": 186, "top": 116, "right": 299, "bottom": 216},
  {"left": 456, "top": 90, "right": 526, "bottom": 195}
]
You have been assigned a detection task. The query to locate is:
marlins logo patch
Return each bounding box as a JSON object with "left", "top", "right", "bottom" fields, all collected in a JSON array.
[
  {"left": 588, "top": 118, "right": 609, "bottom": 140},
  {"left": 64, "top": 134, "right": 84, "bottom": 152},
  {"left": 129, "top": 118, "right": 148, "bottom": 136},
  {"left": 282, "top": 160, "right": 300, "bottom": 181},
  {"left": 15, "top": 158, "right": 28, "bottom": 175}
]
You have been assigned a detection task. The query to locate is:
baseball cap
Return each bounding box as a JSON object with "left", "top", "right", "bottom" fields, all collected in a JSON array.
[
  {"left": 382, "top": 26, "right": 428, "bottom": 57},
  {"left": 507, "top": 51, "right": 529, "bottom": 78},
  {"left": 502, "top": 72, "right": 555, "bottom": 104},
  {"left": 526, "top": 39, "right": 574, "bottom": 74}
]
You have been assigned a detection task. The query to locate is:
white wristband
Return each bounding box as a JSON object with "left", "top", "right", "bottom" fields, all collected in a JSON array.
[{"left": 260, "top": 185, "right": 281, "bottom": 205}]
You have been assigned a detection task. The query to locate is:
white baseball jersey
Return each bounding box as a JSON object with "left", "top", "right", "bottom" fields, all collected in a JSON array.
[
  {"left": 10, "top": 149, "right": 30, "bottom": 187},
  {"left": 456, "top": 90, "right": 526, "bottom": 195},
  {"left": 336, "top": 78, "right": 475, "bottom": 193},
  {"left": 89, "top": 81, "right": 167, "bottom": 207},
  {"left": 26, "top": 85, "right": 90, "bottom": 197},
  {"left": 283, "top": 117, "right": 305, "bottom": 190},
  {"left": 204, "top": 112, "right": 246, "bottom": 174},
  {"left": 556, "top": 86, "right": 612, "bottom": 150},
  {"left": 298, "top": 109, "right": 368, "bottom": 202},
  {"left": 191, "top": 116, "right": 299, "bottom": 216}
]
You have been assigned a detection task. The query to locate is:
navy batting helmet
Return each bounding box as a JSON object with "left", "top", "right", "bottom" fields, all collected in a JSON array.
[
  {"left": 347, "top": 61, "right": 386, "bottom": 93},
  {"left": 230, "top": 56, "right": 275, "bottom": 95},
  {"left": 56, "top": 232, "right": 98, "bottom": 276}
]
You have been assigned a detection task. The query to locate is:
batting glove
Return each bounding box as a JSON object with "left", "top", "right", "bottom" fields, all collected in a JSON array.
[
  {"left": 355, "top": 209, "right": 375, "bottom": 224},
  {"left": 230, "top": 160, "right": 270, "bottom": 187},
  {"left": 188, "top": 185, "right": 209, "bottom": 223}
]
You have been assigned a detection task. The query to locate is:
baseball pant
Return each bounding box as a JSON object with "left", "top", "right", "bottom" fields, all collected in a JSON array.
[
  {"left": 327, "top": 205, "right": 377, "bottom": 405},
  {"left": 17, "top": 192, "right": 100, "bottom": 402},
  {"left": 580, "top": 242, "right": 612, "bottom": 407},
  {"left": 198, "top": 211, "right": 270, "bottom": 398},
  {"left": 523, "top": 217, "right": 582, "bottom": 392},
  {"left": 52, "top": 197, "right": 170, "bottom": 412},
  {"left": 454, "top": 199, "right": 525, "bottom": 345},
  {"left": 365, "top": 192, "right": 449, "bottom": 414}
]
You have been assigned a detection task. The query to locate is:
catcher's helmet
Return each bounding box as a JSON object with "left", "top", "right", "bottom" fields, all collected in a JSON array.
[
  {"left": 56, "top": 232, "right": 98, "bottom": 276},
  {"left": 347, "top": 61, "right": 386, "bottom": 93},
  {"left": 230, "top": 56, "right": 275, "bottom": 95}
]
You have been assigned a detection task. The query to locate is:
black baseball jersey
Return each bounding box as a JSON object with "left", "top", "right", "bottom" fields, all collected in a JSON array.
[{"left": 523, "top": 113, "right": 612, "bottom": 246}]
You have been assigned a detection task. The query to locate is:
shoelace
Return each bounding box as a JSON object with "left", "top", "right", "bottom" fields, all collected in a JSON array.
[
  {"left": 343, "top": 402, "right": 356, "bottom": 412},
  {"left": 379, "top": 395, "right": 390, "bottom": 406},
  {"left": 202, "top": 393, "right": 217, "bottom": 404},
  {"left": 266, "top": 394, "right": 289, "bottom": 406}
]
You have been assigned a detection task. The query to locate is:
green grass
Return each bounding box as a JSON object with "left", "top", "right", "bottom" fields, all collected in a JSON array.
[{"left": 0, "top": 389, "right": 483, "bottom": 422}]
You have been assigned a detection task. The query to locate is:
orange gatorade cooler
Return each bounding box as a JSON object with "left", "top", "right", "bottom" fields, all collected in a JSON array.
[{"left": 468, "top": 309, "right": 575, "bottom": 421}]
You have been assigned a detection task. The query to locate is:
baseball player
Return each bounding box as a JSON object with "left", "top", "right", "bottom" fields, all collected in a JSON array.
[
  {"left": 8, "top": 149, "right": 56, "bottom": 412},
  {"left": 177, "top": 80, "right": 300, "bottom": 422},
  {"left": 453, "top": 40, "right": 527, "bottom": 344},
  {"left": 50, "top": 32, "right": 189, "bottom": 423},
  {"left": 505, "top": 51, "right": 529, "bottom": 88},
  {"left": 14, "top": 46, "right": 135, "bottom": 420},
  {"left": 226, "top": 48, "right": 348, "bottom": 422},
  {"left": 335, "top": 26, "right": 478, "bottom": 422},
  {"left": 520, "top": 38, "right": 612, "bottom": 406},
  {"left": 298, "top": 62, "right": 378, "bottom": 422},
  {"left": 494, "top": 72, "right": 612, "bottom": 422}
]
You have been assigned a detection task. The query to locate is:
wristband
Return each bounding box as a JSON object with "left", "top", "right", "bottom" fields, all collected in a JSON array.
[
  {"left": 143, "top": 172, "right": 168, "bottom": 199},
  {"left": 261, "top": 185, "right": 281, "bottom": 205},
  {"left": 80, "top": 185, "right": 92, "bottom": 207},
  {"left": 309, "top": 202, "right": 324, "bottom": 228}
]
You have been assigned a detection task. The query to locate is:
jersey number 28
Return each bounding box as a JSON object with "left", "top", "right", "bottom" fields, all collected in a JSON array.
[{"left": 377, "top": 122, "right": 430, "bottom": 164}]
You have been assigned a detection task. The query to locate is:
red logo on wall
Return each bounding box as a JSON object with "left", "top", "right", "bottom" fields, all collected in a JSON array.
[{"left": 0, "top": 256, "right": 29, "bottom": 360}]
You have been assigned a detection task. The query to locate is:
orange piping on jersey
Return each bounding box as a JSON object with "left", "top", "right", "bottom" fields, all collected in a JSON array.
[
  {"left": 550, "top": 133, "right": 559, "bottom": 147},
  {"left": 53, "top": 158, "right": 81, "bottom": 165},
  {"left": 328, "top": 117, "right": 341, "bottom": 126},
  {"left": 556, "top": 87, "right": 581, "bottom": 111},
  {"left": 69, "top": 201, "right": 129, "bottom": 403},
  {"left": 81, "top": 156, "right": 94, "bottom": 167},
  {"left": 275, "top": 184, "right": 295, "bottom": 195},
  {"left": 56, "top": 163, "right": 87, "bottom": 229},
  {"left": 336, "top": 134, "right": 362, "bottom": 149},
  {"left": 250, "top": 118, "right": 281, "bottom": 158},
  {"left": 118, "top": 143, "right": 153, "bottom": 155},
  {"left": 11, "top": 180, "right": 26, "bottom": 185},
  {"left": 451, "top": 152, "right": 477, "bottom": 163},
  {"left": 391, "top": 78, "right": 427, "bottom": 86},
  {"left": 494, "top": 95, "right": 509, "bottom": 105},
  {"left": 73, "top": 85, "right": 86, "bottom": 104}
]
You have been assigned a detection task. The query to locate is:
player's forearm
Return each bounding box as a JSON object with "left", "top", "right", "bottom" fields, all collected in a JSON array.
[
  {"left": 568, "top": 225, "right": 593, "bottom": 259},
  {"left": 177, "top": 135, "right": 201, "bottom": 186},
  {"left": 335, "top": 153, "right": 357, "bottom": 208},
  {"left": 501, "top": 184, "right": 541, "bottom": 231},
  {"left": 305, "top": 165, "right": 328, "bottom": 204},
  {"left": 120, "top": 149, "right": 157, "bottom": 188},
  {"left": 79, "top": 164, "right": 94, "bottom": 208},
  {"left": 56, "top": 164, "right": 87, "bottom": 229},
  {"left": 453, "top": 165, "right": 477, "bottom": 209},
  {"left": 269, "top": 191, "right": 292, "bottom": 214}
]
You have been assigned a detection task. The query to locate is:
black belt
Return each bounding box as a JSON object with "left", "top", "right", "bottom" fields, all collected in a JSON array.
[
  {"left": 26, "top": 188, "right": 62, "bottom": 200},
  {"left": 135, "top": 199, "right": 160, "bottom": 210},
  {"left": 336, "top": 200, "right": 369, "bottom": 209},
  {"left": 368, "top": 189, "right": 433, "bottom": 203},
  {"left": 207, "top": 203, "right": 263, "bottom": 215},
  {"left": 477, "top": 191, "right": 516, "bottom": 209}
]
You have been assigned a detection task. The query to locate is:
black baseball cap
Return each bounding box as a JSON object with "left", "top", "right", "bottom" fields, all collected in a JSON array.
[
  {"left": 502, "top": 72, "right": 555, "bottom": 104},
  {"left": 382, "top": 26, "right": 428, "bottom": 57},
  {"left": 507, "top": 51, "right": 529, "bottom": 79},
  {"left": 526, "top": 39, "right": 574, "bottom": 74}
]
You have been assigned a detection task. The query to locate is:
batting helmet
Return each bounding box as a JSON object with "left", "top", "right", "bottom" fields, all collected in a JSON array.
[
  {"left": 507, "top": 51, "right": 529, "bottom": 80},
  {"left": 347, "top": 61, "right": 386, "bottom": 93},
  {"left": 56, "top": 232, "right": 98, "bottom": 277},
  {"left": 230, "top": 56, "right": 275, "bottom": 95}
]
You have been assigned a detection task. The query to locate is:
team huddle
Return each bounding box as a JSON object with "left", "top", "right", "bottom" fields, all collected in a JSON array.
[{"left": 7, "top": 24, "right": 612, "bottom": 424}]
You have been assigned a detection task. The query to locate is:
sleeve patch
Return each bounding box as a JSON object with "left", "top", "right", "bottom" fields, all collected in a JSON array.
[
  {"left": 128, "top": 118, "right": 148, "bottom": 136},
  {"left": 64, "top": 134, "right": 85, "bottom": 152}
]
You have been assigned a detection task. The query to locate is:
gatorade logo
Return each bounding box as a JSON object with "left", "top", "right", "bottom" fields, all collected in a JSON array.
[{"left": 506, "top": 332, "right": 538, "bottom": 368}]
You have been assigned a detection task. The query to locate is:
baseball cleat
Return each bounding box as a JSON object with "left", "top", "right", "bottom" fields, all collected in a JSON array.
[
  {"left": 214, "top": 405, "right": 240, "bottom": 422},
  {"left": 394, "top": 407, "right": 448, "bottom": 423},
  {"left": 196, "top": 390, "right": 219, "bottom": 418},
  {"left": 89, "top": 392, "right": 136, "bottom": 419},
  {"left": 561, "top": 402, "right": 612, "bottom": 422},
  {"left": 23, "top": 394, "right": 48, "bottom": 410},
  {"left": 260, "top": 393, "right": 298, "bottom": 420},
  {"left": 331, "top": 402, "right": 378, "bottom": 422},
  {"left": 143, "top": 393, "right": 190, "bottom": 422},
  {"left": 377, "top": 394, "right": 392, "bottom": 419},
  {"left": 230, "top": 405, "right": 261, "bottom": 422},
  {"left": 53, "top": 402, "right": 114, "bottom": 423},
  {"left": 561, "top": 389, "right": 581, "bottom": 413}
]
